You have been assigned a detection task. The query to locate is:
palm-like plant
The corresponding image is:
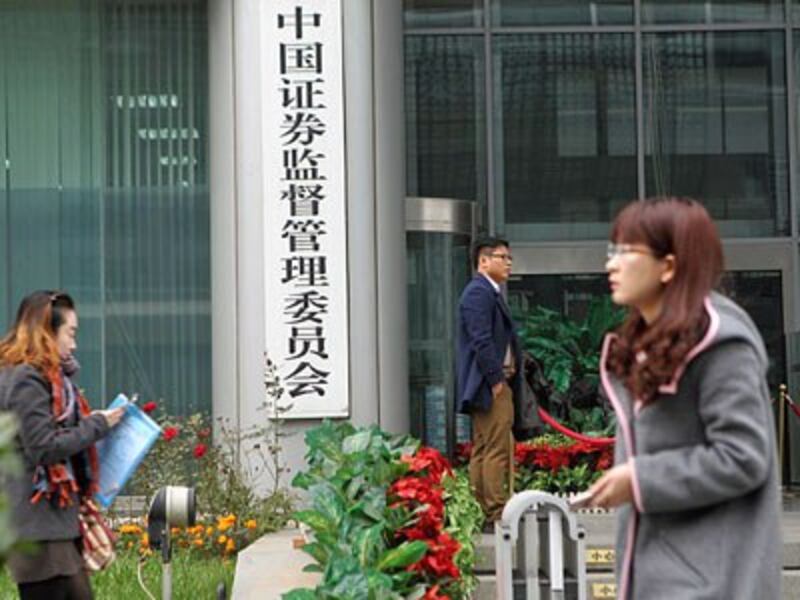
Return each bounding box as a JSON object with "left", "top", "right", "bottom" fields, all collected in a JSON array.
[{"left": 516, "top": 297, "right": 625, "bottom": 436}]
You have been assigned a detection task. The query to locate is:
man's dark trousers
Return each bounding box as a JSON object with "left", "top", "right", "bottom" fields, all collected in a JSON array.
[{"left": 455, "top": 274, "right": 522, "bottom": 522}]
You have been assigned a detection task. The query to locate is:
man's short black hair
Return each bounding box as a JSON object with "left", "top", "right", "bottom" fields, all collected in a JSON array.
[{"left": 472, "top": 236, "right": 510, "bottom": 270}]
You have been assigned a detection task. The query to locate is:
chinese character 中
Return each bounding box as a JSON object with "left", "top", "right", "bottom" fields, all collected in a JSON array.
[{"left": 277, "top": 6, "right": 321, "bottom": 40}]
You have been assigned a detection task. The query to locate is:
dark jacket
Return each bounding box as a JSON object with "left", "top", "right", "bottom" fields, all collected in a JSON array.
[
  {"left": 0, "top": 364, "right": 108, "bottom": 541},
  {"left": 456, "top": 274, "right": 522, "bottom": 414},
  {"left": 601, "top": 293, "right": 781, "bottom": 600}
]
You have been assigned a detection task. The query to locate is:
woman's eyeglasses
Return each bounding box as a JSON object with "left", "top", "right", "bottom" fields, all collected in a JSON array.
[{"left": 606, "top": 243, "right": 654, "bottom": 261}]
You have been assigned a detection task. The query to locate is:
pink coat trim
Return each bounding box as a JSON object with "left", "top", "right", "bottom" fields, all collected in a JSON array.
[
  {"left": 599, "top": 333, "right": 636, "bottom": 600},
  {"left": 628, "top": 457, "right": 644, "bottom": 513},
  {"left": 657, "top": 297, "right": 721, "bottom": 394}
]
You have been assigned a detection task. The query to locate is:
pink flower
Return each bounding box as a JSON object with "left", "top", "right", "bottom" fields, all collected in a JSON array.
[
  {"left": 142, "top": 402, "right": 157, "bottom": 414},
  {"left": 193, "top": 443, "right": 208, "bottom": 459},
  {"left": 163, "top": 426, "right": 179, "bottom": 441}
]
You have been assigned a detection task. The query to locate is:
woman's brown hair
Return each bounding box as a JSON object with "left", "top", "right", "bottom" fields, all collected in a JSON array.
[
  {"left": 0, "top": 290, "right": 75, "bottom": 374},
  {"left": 607, "top": 198, "right": 724, "bottom": 404}
]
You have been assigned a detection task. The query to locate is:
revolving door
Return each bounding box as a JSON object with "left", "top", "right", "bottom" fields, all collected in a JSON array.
[{"left": 406, "top": 197, "right": 477, "bottom": 456}]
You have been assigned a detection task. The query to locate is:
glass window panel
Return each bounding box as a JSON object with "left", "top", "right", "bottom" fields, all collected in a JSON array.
[
  {"left": 643, "top": 32, "right": 789, "bottom": 237},
  {"left": 494, "top": 34, "right": 637, "bottom": 241},
  {"left": 794, "top": 32, "right": 800, "bottom": 232},
  {"left": 492, "top": 0, "right": 632, "bottom": 26},
  {"left": 406, "top": 36, "right": 486, "bottom": 204},
  {"left": 404, "top": 0, "right": 482, "bottom": 28},
  {"left": 508, "top": 270, "right": 784, "bottom": 387},
  {"left": 0, "top": 0, "right": 211, "bottom": 416},
  {"left": 642, "top": 0, "right": 783, "bottom": 24},
  {"left": 718, "top": 271, "right": 784, "bottom": 389}
]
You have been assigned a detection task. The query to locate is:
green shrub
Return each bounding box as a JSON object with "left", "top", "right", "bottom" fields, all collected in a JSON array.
[{"left": 0, "top": 413, "right": 19, "bottom": 566}]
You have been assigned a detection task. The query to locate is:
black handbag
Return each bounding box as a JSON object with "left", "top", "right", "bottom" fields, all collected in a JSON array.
[{"left": 512, "top": 352, "right": 547, "bottom": 441}]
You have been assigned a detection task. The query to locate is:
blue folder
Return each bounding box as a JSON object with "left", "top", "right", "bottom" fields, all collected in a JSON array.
[{"left": 94, "top": 394, "right": 162, "bottom": 509}]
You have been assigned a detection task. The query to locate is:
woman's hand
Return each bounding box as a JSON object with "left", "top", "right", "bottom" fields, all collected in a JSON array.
[
  {"left": 93, "top": 407, "right": 125, "bottom": 428},
  {"left": 588, "top": 463, "right": 634, "bottom": 509}
]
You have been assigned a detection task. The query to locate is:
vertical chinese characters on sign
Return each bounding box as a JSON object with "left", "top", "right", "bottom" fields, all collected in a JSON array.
[{"left": 264, "top": 2, "right": 349, "bottom": 417}]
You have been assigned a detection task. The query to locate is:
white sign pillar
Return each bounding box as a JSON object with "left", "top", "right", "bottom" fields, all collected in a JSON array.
[{"left": 262, "top": 1, "right": 350, "bottom": 418}]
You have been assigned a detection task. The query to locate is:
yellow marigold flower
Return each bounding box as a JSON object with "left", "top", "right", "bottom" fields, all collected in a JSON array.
[
  {"left": 245, "top": 519, "right": 257, "bottom": 530},
  {"left": 225, "top": 538, "right": 236, "bottom": 553},
  {"left": 119, "top": 524, "right": 143, "bottom": 535},
  {"left": 141, "top": 533, "right": 149, "bottom": 548},
  {"left": 206, "top": 526, "right": 214, "bottom": 536},
  {"left": 127, "top": 541, "right": 134, "bottom": 549},
  {"left": 193, "top": 538, "right": 204, "bottom": 547},
  {"left": 217, "top": 514, "right": 237, "bottom": 532},
  {"left": 171, "top": 527, "right": 181, "bottom": 536},
  {"left": 217, "top": 535, "right": 227, "bottom": 545}
]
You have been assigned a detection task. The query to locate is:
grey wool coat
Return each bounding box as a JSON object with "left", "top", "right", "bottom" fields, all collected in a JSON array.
[
  {"left": 600, "top": 293, "right": 781, "bottom": 600},
  {"left": 0, "top": 364, "right": 109, "bottom": 541}
]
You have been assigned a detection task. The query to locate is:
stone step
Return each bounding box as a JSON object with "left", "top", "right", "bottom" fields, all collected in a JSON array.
[
  {"left": 473, "top": 570, "right": 800, "bottom": 600},
  {"left": 475, "top": 512, "right": 800, "bottom": 572}
]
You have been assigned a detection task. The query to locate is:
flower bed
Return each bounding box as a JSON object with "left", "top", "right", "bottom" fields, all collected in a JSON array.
[
  {"left": 456, "top": 432, "right": 614, "bottom": 495},
  {"left": 285, "top": 422, "right": 483, "bottom": 600},
  {"left": 116, "top": 513, "right": 261, "bottom": 558}
]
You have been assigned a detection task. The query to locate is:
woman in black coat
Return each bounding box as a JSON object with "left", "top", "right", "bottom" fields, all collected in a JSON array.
[{"left": 0, "top": 291, "right": 123, "bottom": 600}]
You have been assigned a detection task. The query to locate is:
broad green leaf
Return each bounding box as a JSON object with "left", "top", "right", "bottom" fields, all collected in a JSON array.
[
  {"left": 310, "top": 483, "right": 345, "bottom": 525},
  {"left": 330, "top": 573, "right": 370, "bottom": 599},
  {"left": 291, "top": 471, "right": 316, "bottom": 490},
  {"left": 293, "top": 510, "right": 334, "bottom": 536},
  {"left": 300, "top": 541, "right": 330, "bottom": 565},
  {"left": 282, "top": 588, "right": 319, "bottom": 600},
  {"left": 301, "top": 564, "right": 324, "bottom": 573},
  {"left": 360, "top": 487, "right": 387, "bottom": 522},
  {"left": 375, "top": 540, "right": 428, "bottom": 571},
  {"left": 342, "top": 430, "right": 372, "bottom": 454},
  {"left": 355, "top": 524, "right": 386, "bottom": 567}
]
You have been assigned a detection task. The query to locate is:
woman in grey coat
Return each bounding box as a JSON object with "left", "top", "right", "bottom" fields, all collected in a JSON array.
[
  {"left": 0, "top": 291, "right": 123, "bottom": 600},
  {"left": 587, "top": 198, "right": 781, "bottom": 599}
]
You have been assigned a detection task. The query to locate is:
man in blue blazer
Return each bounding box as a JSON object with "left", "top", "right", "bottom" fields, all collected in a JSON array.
[{"left": 456, "top": 237, "right": 522, "bottom": 524}]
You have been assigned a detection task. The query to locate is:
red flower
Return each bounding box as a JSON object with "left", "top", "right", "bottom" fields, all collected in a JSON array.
[
  {"left": 410, "top": 532, "right": 461, "bottom": 579},
  {"left": 596, "top": 447, "right": 614, "bottom": 471},
  {"left": 193, "top": 443, "right": 208, "bottom": 459},
  {"left": 141, "top": 401, "right": 157, "bottom": 414},
  {"left": 401, "top": 447, "right": 453, "bottom": 481},
  {"left": 423, "top": 584, "right": 449, "bottom": 600},
  {"left": 197, "top": 428, "right": 211, "bottom": 439},
  {"left": 163, "top": 426, "right": 179, "bottom": 441},
  {"left": 454, "top": 442, "right": 473, "bottom": 466}
]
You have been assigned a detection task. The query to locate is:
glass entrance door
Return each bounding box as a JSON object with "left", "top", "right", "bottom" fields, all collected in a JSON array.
[{"left": 406, "top": 196, "right": 476, "bottom": 456}]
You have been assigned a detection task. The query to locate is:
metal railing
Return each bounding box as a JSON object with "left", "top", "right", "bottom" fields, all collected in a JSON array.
[{"left": 495, "top": 491, "right": 588, "bottom": 600}]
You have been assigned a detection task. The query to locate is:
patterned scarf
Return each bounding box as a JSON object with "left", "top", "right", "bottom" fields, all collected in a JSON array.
[{"left": 30, "top": 356, "right": 100, "bottom": 508}]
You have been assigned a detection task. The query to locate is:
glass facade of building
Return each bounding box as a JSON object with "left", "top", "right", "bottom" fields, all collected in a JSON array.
[
  {"left": 405, "top": 0, "right": 800, "bottom": 481},
  {"left": 0, "top": 0, "right": 211, "bottom": 415}
]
